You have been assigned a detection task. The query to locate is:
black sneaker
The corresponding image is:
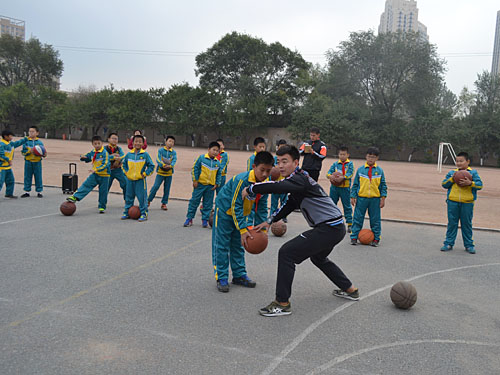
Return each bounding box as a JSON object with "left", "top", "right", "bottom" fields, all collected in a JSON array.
[
  {"left": 333, "top": 288, "right": 360, "bottom": 301},
  {"left": 347, "top": 224, "right": 352, "bottom": 233},
  {"left": 217, "top": 279, "right": 229, "bottom": 293},
  {"left": 21, "top": 193, "right": 30, "bottom": 198},
  {"left": 5, "top": 195, "right": 18, "bottom": 199},
  {"left": 350, "top": 238, "right": 357, "bottom": 245},
  {"left": 371, "top": 240, "right": 379, "bottom": 247},
  {"left": 37, "top": 193, "right": 43, "bottom": 198},
  {"left": 232, "top": 275, "right": 256, "bottom": 288},
  {"left": 259, "top": 301, "right": 292, "bottom": 317}
]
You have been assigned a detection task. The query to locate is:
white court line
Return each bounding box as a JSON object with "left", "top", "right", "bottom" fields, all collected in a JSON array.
[
  {"left": 0, "top": 213, "right": 60, "bottom": 225},
  {"left": 306, "top": 339, "right": 500, "bottom": 374},
  {"left": 259, "top": 262, "right": 500, "bottom": 375}
]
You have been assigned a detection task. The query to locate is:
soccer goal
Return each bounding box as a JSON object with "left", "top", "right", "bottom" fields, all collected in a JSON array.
[{"left": 437, "top": 142, "right": 457, "bottom": 172}]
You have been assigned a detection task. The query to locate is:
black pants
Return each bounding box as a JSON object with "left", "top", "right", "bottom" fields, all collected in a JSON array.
[
  {"left": 275, "top": 223, "right": 352, "bottom": 303},
  {"left": 304, "top": 169, "right": 320, "bottom": 182}
]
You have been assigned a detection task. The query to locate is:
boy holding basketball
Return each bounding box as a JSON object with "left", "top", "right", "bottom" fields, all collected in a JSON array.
[
  {"left": 21, "top": 126, "right": 46, "bottom": 198},
  {"left": 326, "top": 146, "right": 354, "bottom": 232},
  {"left": 183, "top": 141, "right": 222, "bottom": 228},
  {"left": 212, "top": 151, "right": 273, "bottom": 292},
  {"left": 148, "top": 135, "right": 177, "bottom": 210},
  {"left": 106, "top": 132, "right": 127, "bottom": 200},
  {"left": 121, "top": 135, "right": 155, "bottom": 222},
  {"left": 242, "top": 145, "right": 359, "bottom": 316},
  {"left": 67, "top": 136, "right": 110, "bottom": 213},
  {"left": 0, "top": 130, "right": 28, "bottom": 198},
  {"left": 215, "top": 138, "right": 229, "bottom": 194},
  {"left": 350, "top": 147, "right": 387, "bottom": 246},
  {"left": 440, "top": 152, "right": 483, "bottom": 254}
]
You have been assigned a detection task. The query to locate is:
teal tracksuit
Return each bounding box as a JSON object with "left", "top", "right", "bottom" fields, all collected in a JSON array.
[
  {"left": 122, "top": 149, "right": 155, "bottom": 216},
  {"left": 187, "top": 153, "right": 221, "bottom": 221},
  {"left": 246, "top": 152, "right": 271, "bottom": 224},
  {"left": 212, "top": 170, "right": 269, "bottom": 281},
  {"left": 216, "top": 150, "right": 229, "bottom": 194},
  {"left": 442, "top": 168, "right": 483, "bottom": 249},
  {"left": 106, "top": 144, "right": 127, "bottom": 199},
  {"left": 0, "top": 137, "right": 28, "bottom": 196},
  {"left": 21, "top": 138, "right": 45, "bottom": 193},
  {"left": 73, "top": 147, "right": 111, "bottom": 209},
  {"left": 270, "top": 155, "right": 287, "bottom": 215},
  {"left": 148, "top": 147, "right": 177, "bottom": 204},
  {"left": 326, "top": 159, "right": 354, "bottom": 226},
  {"left": 350, "top": 163, "right": 387, "bottom": 241}
]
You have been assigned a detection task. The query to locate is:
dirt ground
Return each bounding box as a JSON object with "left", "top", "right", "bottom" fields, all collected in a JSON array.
[{"left": 9, "top": 138, "right": 500, "bottom": 229}]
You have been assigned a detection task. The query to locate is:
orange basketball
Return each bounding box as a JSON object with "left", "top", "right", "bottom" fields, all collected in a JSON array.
[
  {"left": 128, "top": 205, "right": 141, "bottom": 220},
  {"left": 60, "top": 201, "right": 76, "bottom": 216},
  {"left": 453, "top": 170, "right": 472, "bottom": 184},
  {"left": 329, "top": 171, "right": 344, "bottom": 187},
  {"left": 358, "top": 229, "right": 374, "bottom": 245},
  {"left": 271, "top": 220, "right": 287, "bottom": 237},
  {"left": 270, "top": 167, "right": 281, "bottom": 181},
  {"left": 244, "top": 228, "right": 268, "bottom": 254}
]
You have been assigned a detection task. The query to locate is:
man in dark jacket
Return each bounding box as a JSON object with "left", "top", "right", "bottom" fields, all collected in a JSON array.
[{"left": 299, "top": 127, "right": 327, "bottom": 182}]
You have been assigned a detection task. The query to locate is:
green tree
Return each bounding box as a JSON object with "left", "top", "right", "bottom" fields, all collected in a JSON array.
[{"left": 0, "top": 83, "right": 34, "bottom": 129}]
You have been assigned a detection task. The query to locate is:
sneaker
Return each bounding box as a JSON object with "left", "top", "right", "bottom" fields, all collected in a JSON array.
[
  {"left": 333, "top": 288, "right": 360, "bottom": 301},
  {"left": 5, "top": 195, "right": 18, "bottom": 199},
  {"left": 350, "top": 238, "right": 357, "bottom": 245},
  {"left": 202, "top": 219, "right": 209, "bottom": 228},
  {"left": 161, "top": 204, "right": 168, "bottom": 211},
  {"left": 183, "top": 219, "right": 193, "bottom": 227},
  {"left": 21, "top": 193, "right": 30, "bottom": 198},
  {"left": 121, "top": 215, "right": 129, "bottom": 220},
  {"left": 259, "top": 301, "right": 292, "bottom": 317},
  {"left": 347, "top": 224, "right": 352, "bottom": 233},
  {"left": 99, "top": 208, "right": 105, "bottom": 214},
  {"left": 440, "top": 245, "right": 453, "bottom": 252},
  {"left": 37, "top": 193, "right": 43, "bottom": 198},
  {"left": 465, "top": 247, "right": 476, "bottom": 254},
  {"left": 232, "top": 275, "right": 256, "bottom": 288},
  {"left": 138, "top": 214, "right": 147, "bottom": 222},
  {"left": 283, "top": 218, "right": 288, "bottom": 223},
  {"left": 66, "top": 196, "right": 77, "bottom": 203},
  {"left": 217, "top": 279, "right": 229, "bottom": 293},
  {"left": 371, "top": 240, "right": 379, "bottom": 247}
]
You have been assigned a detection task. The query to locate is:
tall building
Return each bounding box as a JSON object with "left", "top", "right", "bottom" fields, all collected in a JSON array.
[
  {"left": 378, "top": 0, "right": 428, "bottom": 41},
  {"left": 492, "top": 11, "right": 500, "bottom": 77},
  {"left": 0, "top": 15, "right": 25, "bottom": 40}
]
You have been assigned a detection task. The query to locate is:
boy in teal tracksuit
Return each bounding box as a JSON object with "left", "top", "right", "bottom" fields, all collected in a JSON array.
[
  {"left": 350, "top": 147, "right": 387, "bottom": 246},
  {"left": 216, "top": 138, "right": 229, "bottom": 194},
  {"left": 270, "top": 140, "right": 288, "bottom": 216},
  {"left": 247, "top": 137, "right": 267, "bottom": 224},
  {"left": 0, "top": 130, "right": 27, "bottom": 198},
  {"left": 148, "top": 135, "right": 177, "bottom": 210},
  {"left": 440, "top": 152, "right": 483, "bottom": 254},
  {"left": 184, "top": 141, "right": 222, "bottom": 228},
  {"left": 67, "top": 136, "right": 110, "bottom": 213},
  {"left": 121, "top": 135, "right": 155, "bottom": 222},
  {"left": 21, "top": 126, "right": 46, "bottom": 198},
  {"left": 326, "top": 146, "right": 354, "bottom": 232},
  {"left": 212, "top": 151, "right": 274, "bottom": 292},
  {"left": 106, "top": 132, "right": 127, "bottom": 200}
]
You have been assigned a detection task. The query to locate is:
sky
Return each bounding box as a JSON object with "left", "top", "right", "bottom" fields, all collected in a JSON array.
[{"left": 2, "top": 0, "right": 499, "bottom": 95}]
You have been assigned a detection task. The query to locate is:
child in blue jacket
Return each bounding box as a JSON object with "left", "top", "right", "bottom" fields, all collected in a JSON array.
[
  {"left": 21, "top": 126, "right": 46, "bottom": 198},
  {"left": 148, "top": 135, "right": 177, "bottom": 210}
]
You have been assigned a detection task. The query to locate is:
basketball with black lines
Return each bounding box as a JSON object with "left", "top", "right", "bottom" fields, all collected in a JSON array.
[{"left": 390, "top": 281, "right": 417, "bottom": 309}]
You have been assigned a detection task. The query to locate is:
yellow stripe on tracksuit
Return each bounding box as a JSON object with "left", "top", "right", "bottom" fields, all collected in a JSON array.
[{"left": 231, "top": 179, "right": 245, "bottom": 233}]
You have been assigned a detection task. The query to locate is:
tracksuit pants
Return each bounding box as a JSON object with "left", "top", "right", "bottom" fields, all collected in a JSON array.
[
  {"left": 148, "top": 175, "right": 172, "bottom": 204},
  {"left": 304, "top": 169, "right": 320, "bottom": 182},
  {"left": 330, "top": 186, "right": 352, "bottom": 225},
  {"left": 270, "top": 193, "right": 288, "bottom": 215},
  {"left": 275, "top": 223, "right": 352, "bottom": 303},
  {"left": 187, "top": 184, "right": 215, "bottom": 221},
  {"left": 23, "top": 161, "right": 43, "bottom": 192},
  {"left": 351, "top": 197, "right": 381, "bottom": 241},
  {"left": 108, "top": 168, "right": 127, "bottom": 199},
  {"left": 216, "top": 175, "right": 227, "bottom": 194},
  {"left": 0, "top": 169, "right": 15, "bottom": 196},
  {"left": 73, "top": 174, "right": 109, "bottom": 209},
  {"left": 124, "top": 179, "right": 148, "bottom": 216},
  {"left": 212, "top": 207, "right": 247, "bottom": 281},
  {"left": 444, "top": 200, "right": 474, "bottom": 248}
]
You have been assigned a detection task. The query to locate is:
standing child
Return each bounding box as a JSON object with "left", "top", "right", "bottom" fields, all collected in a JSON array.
[
  {"left": 183, "top": 141, "right": 222, "bottom": 228},
  {"left": 270, "top": 139, "right": 288, "bottom": 216},
  {"left": 127, "top": 130, "right": 148, "bottom": 150},
  {"left": 148, "top": 135, "right": 177, "bottom": 210},
  {"left": 215, "top": 138, "right": 229, "bottom": 194},
  {"left": 440, "top": 152, "right": 483, "bottom": 254},
  {"left": 121, "top": 135, "right": 155, "bottom": 222},
  {"left": 0, "top": 130, "right": 27, "bottom": 198},
  {"left": 21, "top": 126, "right": 46, "bottom": 198},
  {"left": 67, "top": 136, "right": 110, "bottom": 213},
  {"left": 106, "top": 132, "right": 127, "bottom": 200},
  {"left": 212, "top": 151, "right": 273, "bottom": 292},
  {"left": 247, "top": 137, "right": 267, "bottom": 225},
  {"left": 326, "top": 146, "right": 354, "bottom": 232},
  {"left": 350, "top": 147, "right": 387, "bottom": 247}
]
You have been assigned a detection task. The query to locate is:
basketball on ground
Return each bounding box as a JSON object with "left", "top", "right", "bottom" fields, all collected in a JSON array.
[
  {"left": 271, "top": 220, "right": 287, "bottom": 237},
  {"left": 128, "top": 206, "right": 141, "bottom": 220},
  {"left": 244, "top": 228, "right": 268, "bottom": 254},
  {"left": 453, "top": 170, "right": 472, "bottom": 184},
  {"left": 60, "top": 201, "right": 76, "bottom": 216},
  {"left": 390, "top": 281, "right": 417, "bottom": 309},
  {"left": 358, "top": 229, "right": 374, "bottom": 245}
]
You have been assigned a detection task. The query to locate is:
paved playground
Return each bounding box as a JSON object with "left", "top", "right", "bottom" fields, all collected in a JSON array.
[{"left": 1, "top": 188, "right": 499, "bottom": 374}]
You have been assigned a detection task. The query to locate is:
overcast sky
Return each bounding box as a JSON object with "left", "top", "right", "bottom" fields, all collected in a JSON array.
[{"left": 3, "top": 1, "right": 499, "bottom": 95}]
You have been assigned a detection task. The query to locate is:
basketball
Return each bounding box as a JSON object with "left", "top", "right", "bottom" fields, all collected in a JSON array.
[
  {"left": 60, "top": 201, "right": 76, "bottom": 216},
  {"left": 32, "top": 145, "right": 46, "bottom": 157},
  {"left": 244, "top": 228, "right": 268, "bottom": 254},
  {"left": 270, "top": 167, "right": 281, "bottom": 181},
  {"left": 453, "top": 170, "right": 472, "bottom": 184},
  {"left": 128, "top": 205, "right": 141, "bottom": 220},
  {"left": 271, "top": 220, "right": 287, "bottom": 237},
  {"left": 209, "top": 210, "right": 214, "bottom": 227},
  {"left": 390, "top": 281, "right": 417, "bottom": 309},
  {"left": 329, "top": 171, "right": 344, "bottom": 186},
  {"left": 111, "top": 159, "right": 122, "bottom": 169},
  {"left": 358, "top": 229, "right": 374, "bottom": 245}
]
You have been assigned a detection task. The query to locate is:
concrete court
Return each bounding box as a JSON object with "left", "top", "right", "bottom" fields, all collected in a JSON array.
[{"left": 0, "top": 186, "right": 499, "bottom": 375}]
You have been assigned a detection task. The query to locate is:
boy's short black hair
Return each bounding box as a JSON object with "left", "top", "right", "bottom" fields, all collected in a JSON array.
[
  {"left": 29, "top": 125, "right": 39, "bottom": 132},
  {"left": 310, "top": 127, "right": 320, "bottom": 134},
  {"left": 254, "top": 137, "right": 266, "bottom": 146},
  {"left": 366, "top": 147, "right": 380, "bottom": 156},
  {"left": 2, "top": 130, "right": 14, "bottom": 138},
  {"left": 133, "top": 134, "right": 144, "bottom": 142},
  {"left": 166, "top": 135, "right": 176, "bottom": 142},
  {"left": 208, "top": 141, "right": 220, "bottom": 149},
  {"left": 254, "top": 151, "right": 274, "bottom": 167},
  {"left": 216, "top": 138, "right": 224, "bottom": 144},
  {"left": 457, "top": 151, "right": 470, "bottom": 160},
  {"left": 339, "top": 145, "right": 349, "bottom": 152},
  {"left": 91, "top": 135, "right": 102, "bottom": 142},
  {"left": 276, "top": 144, "right": 300, "bottom": 161},
  {"left": 277, "top": 139, "right": 287, "bottom": 146},
  {"left": 107, "top": 132, "right": 118, "bottom": 138}
]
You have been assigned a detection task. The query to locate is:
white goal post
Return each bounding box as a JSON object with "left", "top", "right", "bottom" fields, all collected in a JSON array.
[{"left": 437, "top": 142, "right": 457, "bottom": 172}]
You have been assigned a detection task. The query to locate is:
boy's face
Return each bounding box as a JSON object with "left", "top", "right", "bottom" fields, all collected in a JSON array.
[
  {"left": 366, "top": 153, "right": 378, "bottom": 166},
  {"left": 208, "top": 146, "right": 220, "bottom": 158},
  {"left": 253, "top": 163, "right": 273, "bottom": 182},
  {"left": 28, "top": 128, "right": 39, "bottom": 139},
  {"left": 254, "top": 143, "right": 266, "bottom": 153},
  {"left": 3, "top": 135, "right": 13, "bottom": 142},
  {"left": 456, "top": 156, "right": 470, "bottom": 170},
  {"left": 108, "top": 134, "right": 118, "bottom": 146},
  {"left": 165, "top": 138, "right": 175, "bottom": 149},
  {"left": 338, "top": 150, "right": 349, "bottom": 162},
  {"left": 217, "top": 141, "right": 224, "bottom": 151},
  {"left": 92, "top": 140, "right": 103, "bottom": 150},
  {"left": 133, "top": 138, "right": 144, "bottom": 150},
  {"left": 276, "top": 154, "right": 299, "bottom": 177}
]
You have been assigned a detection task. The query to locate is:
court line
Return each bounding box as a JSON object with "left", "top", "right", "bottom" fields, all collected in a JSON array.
[
  {"left": 259, "top": 262, "right": 500, "bottom": 375},
  {"left": 1, "top": 238, "right": 206, "bottom": 331},
  {"left": 306, "top": 339, "right": 500, "bottom": 374},
  {"left": 0, "top": 213, "right": 61, "bottom": 225}
]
